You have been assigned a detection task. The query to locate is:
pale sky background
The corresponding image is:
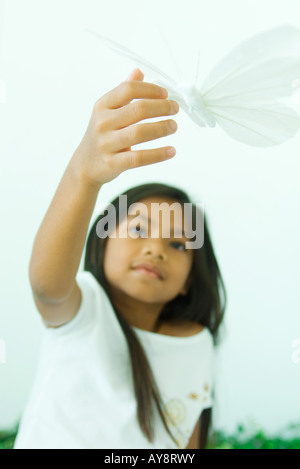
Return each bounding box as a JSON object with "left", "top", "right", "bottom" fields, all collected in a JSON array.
[{"left": 0, "top": 0, "right": 300, "bottom": 438}]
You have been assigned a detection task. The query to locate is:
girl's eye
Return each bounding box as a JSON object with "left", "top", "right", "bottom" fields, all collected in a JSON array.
[
  {"left": 129, "top": 225, "right": 146, "bottom": 237},
  {"left": 170, "top": 241, "right": 186, "bottom": 251},
  {"left": 128, "top": 226, "right": 186, "bottom": 250}
]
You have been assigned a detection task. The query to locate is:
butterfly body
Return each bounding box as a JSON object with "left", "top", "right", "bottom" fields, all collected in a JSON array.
[
  {"left": 176, "top": 82, "right": 216, "bottom": 127},
  {"left": 151, "top": 79, "right": 217, "bottom": 128}
]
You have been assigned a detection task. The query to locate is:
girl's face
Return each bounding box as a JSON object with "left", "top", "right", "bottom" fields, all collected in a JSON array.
[{"left": 103, "top": 196, "right": 193, "bottom": 308}]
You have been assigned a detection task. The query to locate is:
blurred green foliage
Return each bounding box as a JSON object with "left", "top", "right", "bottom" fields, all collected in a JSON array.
[
  {"left": 0, "top": 427, "right": 18, "bottom": 449},
  {"left": 208, "top": 422, "right": 300, "bottom": 449},
  {"left": 1, "top": 422, "right": 300, "bottom": 449}
]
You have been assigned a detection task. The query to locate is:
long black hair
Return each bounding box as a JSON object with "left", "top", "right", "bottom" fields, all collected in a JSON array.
[{"left": 84, "top": 182, "right": 226, "bottom": 448}]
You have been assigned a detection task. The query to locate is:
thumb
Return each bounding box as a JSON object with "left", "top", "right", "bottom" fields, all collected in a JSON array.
[{"left": 126, "top": 68, "right": 144, "bottom": 81}]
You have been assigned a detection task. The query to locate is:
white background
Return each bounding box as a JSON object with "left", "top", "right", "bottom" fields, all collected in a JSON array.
[{"left": 0, "top": 0, "right": 300, "bottom": 436}]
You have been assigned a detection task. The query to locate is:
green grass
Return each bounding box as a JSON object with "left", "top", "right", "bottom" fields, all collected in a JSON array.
[{"left": 1, "top": 422, "right": 300, "bottom": 449}]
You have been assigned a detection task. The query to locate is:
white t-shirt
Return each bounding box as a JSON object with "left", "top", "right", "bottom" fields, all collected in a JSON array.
[{"left": 14, "top": 270, "right": 215, "bottom": 450}]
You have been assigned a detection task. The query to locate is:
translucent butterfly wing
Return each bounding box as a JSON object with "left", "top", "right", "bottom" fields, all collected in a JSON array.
[
  {"left": 202, "top": 57, "right": 300, "bottom": 146},
  {"left": 206, "top": 97, "right": 300, "bottom": 147},
  {"left": 200, "top": 25, "right": 300, "bottom": 96},
  {"left": 200, "top": 26, "right": 300, "bottom": 146},
  {"left": 85, "top": 30, "right": 208, "bottom": 127},
  {"left": 85, "top": 30, "right": 177, "bottom": 86},
  {"left": 203, "top": 57, "right": 300, "bottom": 102}
]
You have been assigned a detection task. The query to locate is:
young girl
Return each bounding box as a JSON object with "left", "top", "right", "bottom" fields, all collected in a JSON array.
[{"left": 14, "top": 69, "right": 226, "bottom": 450}]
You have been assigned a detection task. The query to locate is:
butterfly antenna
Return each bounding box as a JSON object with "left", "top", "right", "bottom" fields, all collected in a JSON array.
[
  {"left": 194, "top": 48, "right": 201, "bottom": 88},
  {"left": 156, "top": 25, "right": 184, "bottom": 82}
]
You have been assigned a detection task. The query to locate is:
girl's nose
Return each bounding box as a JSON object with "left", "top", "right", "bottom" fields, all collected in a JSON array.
[{"left": 141, "top": 243, "right": 167, "bottom": 261}]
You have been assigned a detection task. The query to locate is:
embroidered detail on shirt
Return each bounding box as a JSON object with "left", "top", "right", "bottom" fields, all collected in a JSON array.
[
  {"left": 161, "top": 397, "right": 189, "bottom": 449},
  {"left": 187, "top": 392, "right": 199, "bottom": 400},
  {"left": 163, "top": 398, "right": 186, "bottom": 426},
  {"left": 187, "top": 384, "right": 210, "bottom": 402}
]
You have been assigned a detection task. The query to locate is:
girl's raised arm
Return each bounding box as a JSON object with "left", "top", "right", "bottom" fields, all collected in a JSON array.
[{"left": 29, "top": 68, "right": 179, "bottom": 327}]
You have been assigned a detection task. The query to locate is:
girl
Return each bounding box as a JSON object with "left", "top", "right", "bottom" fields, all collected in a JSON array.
[{"left": 14, "top": 69, "right": 226, "bottom": 450}]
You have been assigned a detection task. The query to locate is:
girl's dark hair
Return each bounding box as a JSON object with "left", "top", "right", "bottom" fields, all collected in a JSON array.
[{"left": 84, "top": 183, "right": 226, "bottom": 449}]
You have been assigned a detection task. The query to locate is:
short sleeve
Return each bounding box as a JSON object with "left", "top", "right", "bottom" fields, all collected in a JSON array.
[{"left": 43, "top": 271, "right": 99, "bottom": 337}]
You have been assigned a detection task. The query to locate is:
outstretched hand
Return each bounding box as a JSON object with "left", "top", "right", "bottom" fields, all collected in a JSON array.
[{"left": 71, "top": 68, "right": 179, "bottom": 188}]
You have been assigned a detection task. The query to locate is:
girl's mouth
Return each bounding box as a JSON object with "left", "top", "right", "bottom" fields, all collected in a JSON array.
[
  {"left": 134, "top": 267, "right": 160, "bottom": 279},
  {"left": 131, "top": 263, "right": 165, "bottom": 280}
]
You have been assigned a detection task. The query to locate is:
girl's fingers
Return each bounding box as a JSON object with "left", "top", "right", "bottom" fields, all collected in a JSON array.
[
  {"left": 100, "top": 80, "right": 168, "bottom": 109},
  {"left": 126, "top": 68, "right": 144, "bottom": 81},
  {"left": 114, "top": 146, "right": 176, "bottom": 171},
  {"left": 109, "top": 98, "right": 179, "bottom": 130},
  {"left": 109, "top": 119, "right": 178, "bottom": 153}
]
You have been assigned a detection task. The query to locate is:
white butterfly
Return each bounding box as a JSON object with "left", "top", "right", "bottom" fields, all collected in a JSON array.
[{"left": 85, "top": 25, "right": 300, "bottom": 147}]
